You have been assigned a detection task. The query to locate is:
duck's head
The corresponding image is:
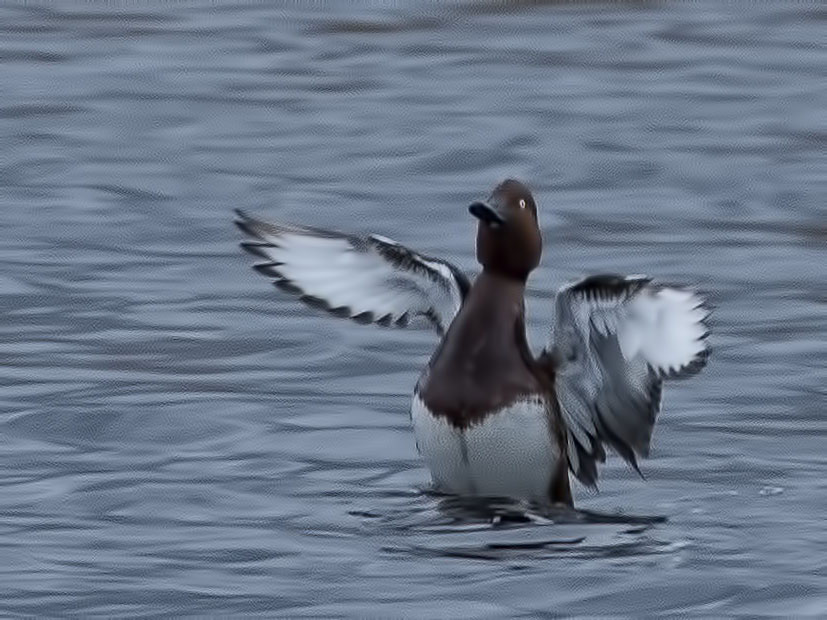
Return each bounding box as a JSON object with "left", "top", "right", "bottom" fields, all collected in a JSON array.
[{"left": 469, "top": 179, "right": 542, "bottom": 280}]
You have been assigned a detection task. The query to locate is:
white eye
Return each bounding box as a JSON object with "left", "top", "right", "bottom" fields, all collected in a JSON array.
[{"left": 519, "top": 199, "right": 526, "bottom": 209}]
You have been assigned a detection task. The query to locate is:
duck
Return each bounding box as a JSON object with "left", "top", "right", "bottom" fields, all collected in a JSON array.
[{"left": 234, "top": 179, "right": 710, "bottom": 507}]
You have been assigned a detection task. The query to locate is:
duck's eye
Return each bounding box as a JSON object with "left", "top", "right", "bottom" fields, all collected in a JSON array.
[{"left": 519, "top": 199, "right": 526, "bottom": 209}]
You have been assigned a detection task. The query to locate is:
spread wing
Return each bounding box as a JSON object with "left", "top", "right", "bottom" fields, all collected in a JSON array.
[
  {"left": 234, "top": 210, "right": 470, "bottom": 335},
  {"left": 545, "top": 274, "right": 710, "bottom": 487}
]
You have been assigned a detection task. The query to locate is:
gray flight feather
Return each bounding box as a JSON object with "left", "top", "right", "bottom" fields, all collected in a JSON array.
[{"left": 548, "top": 274, "right": 710, "bottom": 486}]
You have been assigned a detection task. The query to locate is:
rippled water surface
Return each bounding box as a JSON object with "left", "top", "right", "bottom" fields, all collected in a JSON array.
[{"left": 1, "top": 1, "right": 825, "bottom": 616}]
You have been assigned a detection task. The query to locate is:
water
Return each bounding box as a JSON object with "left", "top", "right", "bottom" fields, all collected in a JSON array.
[{"left": 1, "top": 1, "right": 824, "bottom": 616}]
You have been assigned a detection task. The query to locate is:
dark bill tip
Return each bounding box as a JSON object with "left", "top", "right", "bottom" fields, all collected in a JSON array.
[{"left": 468, "top": 201, "right": 505, "bottom": 226}]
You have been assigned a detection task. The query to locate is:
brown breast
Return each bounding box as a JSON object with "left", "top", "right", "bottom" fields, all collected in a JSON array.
[{"left": 416, "top": 272, "right": 544, "bottom": 429}]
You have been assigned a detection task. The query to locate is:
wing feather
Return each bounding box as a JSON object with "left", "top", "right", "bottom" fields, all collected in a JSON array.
[
  {"left": 234, "top": 210, "right": 469, "bottom": 335},
  {"left": 547, "top": 274, "right": 710, "bottom": 486}
]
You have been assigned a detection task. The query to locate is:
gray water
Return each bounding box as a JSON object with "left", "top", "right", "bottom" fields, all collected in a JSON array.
[{"left": 1, "top": 1, "right": 825, "bottom": 616}]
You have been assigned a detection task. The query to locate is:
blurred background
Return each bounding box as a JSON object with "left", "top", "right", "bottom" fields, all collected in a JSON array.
[{"left": 0, "top": 1, "right": 824, "bottom": 616}]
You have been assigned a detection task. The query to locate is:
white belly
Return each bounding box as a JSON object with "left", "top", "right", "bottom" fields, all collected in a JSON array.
[{"left": 411, "top": 394, "right": 558, "bottom": 502}]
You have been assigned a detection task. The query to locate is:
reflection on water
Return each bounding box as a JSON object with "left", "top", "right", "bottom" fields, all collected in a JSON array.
[{"left": 0, "top": 1, "right": 824, "bottom": 616}]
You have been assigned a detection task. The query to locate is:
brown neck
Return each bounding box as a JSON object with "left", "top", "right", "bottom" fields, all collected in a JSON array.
[
  {"left": 464, "top": 271, "right": 534, "bottom": 375},
  {"left": 443, "top": 271, "right": 528, "bottom": 353},
  {"left": 470, "top": 270, "right": 527, "bottom": 311}
]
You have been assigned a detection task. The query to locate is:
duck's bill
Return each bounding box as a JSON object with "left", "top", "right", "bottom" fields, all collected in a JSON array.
[{"left": 468, "top": 201, "right": 505, "bottom": 227}]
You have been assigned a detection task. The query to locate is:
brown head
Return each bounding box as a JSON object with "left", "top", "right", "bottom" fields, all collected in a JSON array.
[{"left": 468, "top": 179, "right": 542, "bottom": 280}]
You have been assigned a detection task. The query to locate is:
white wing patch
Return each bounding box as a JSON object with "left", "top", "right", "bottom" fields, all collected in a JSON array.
[{"left": 609, "top": 286, "right": 708, "bottom": 377}]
